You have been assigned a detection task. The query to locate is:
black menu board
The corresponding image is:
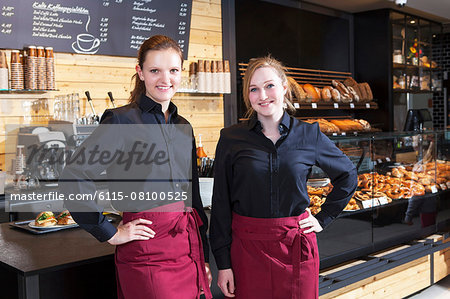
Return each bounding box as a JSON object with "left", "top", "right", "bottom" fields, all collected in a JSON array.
[{"left": 0, "top": 0, "right": 192, "bottom": 58}]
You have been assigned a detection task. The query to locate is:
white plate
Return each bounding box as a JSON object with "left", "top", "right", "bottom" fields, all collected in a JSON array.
[{"left": 28, "top": 220, "right": 78, "bottom": 230}]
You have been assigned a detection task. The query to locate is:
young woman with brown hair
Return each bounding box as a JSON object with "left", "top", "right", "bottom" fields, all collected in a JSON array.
[{"left": 61, "top": 35, "right": 212, "bottom": 299}]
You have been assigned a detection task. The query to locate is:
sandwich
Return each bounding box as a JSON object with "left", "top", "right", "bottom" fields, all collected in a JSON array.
[
  {"left": 56, "top": 210, "right": 76, "bottom": 225},
  {"left": 35, "top": 211, "right": 57, "bottom": 227}
]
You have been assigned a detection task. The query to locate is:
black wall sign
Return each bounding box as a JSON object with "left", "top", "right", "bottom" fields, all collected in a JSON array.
[{"left": 0, "top": 0, "right": 192, "bottom": 58}]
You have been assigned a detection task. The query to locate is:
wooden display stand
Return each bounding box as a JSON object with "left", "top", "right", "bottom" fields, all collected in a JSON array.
[{"left": 319, "top": 234, "right": 449, "bottom": 298}]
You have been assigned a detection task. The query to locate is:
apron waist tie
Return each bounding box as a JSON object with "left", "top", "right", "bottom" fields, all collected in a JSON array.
[{"left": 172, "top": 209, "right": 212, "bottom": 299}]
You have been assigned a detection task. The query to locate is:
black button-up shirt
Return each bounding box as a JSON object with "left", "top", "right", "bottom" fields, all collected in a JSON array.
[
  {"left": 60, "top": 94, "right": 209, "bottom": 261},
  {"left": 210, "top": 112, "right": 357, "bottom": 269}
]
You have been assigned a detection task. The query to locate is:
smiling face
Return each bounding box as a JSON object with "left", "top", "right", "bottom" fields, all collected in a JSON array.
[
  {"left": 136, "top": 48, "right": 182, "bottom": 106},
  {"left": 248, "top": 66, "right": 287, "bottom": 121}
]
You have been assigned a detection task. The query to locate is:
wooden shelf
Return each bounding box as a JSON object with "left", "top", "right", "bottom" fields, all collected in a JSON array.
[
  {"left": 238, "top": 63, "right": 352, "bottom": 87},
  {"left": 0, "top": 89, "right": 58, "bottom": 94},
  {"left": 292, "top": 101, "right": 378, "bottom": 110}
]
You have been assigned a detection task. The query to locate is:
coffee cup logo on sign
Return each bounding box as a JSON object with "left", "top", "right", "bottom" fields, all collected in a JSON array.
[{"left": 72, "top": 15, "right": 101, "bottom": 54}]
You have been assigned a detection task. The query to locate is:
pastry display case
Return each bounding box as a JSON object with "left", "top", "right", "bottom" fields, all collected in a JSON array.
[{"left": 312, "top": 130, "right": 450, "bottom": 269}]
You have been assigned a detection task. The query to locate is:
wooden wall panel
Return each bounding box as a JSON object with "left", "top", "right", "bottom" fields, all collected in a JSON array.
[{"left": 0, "top": 0, "right": 224, "bottom": 170}]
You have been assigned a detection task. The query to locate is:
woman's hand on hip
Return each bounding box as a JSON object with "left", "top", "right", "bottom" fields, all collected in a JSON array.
[
  {"left": 107, "top": 218, "right": 155, "bottom": 245},
  {"left": 299, "top": 208, "right": 323, "bottom": 233},
  {"left": 218, "top": 268, "right": 235, "bottom": 297}
]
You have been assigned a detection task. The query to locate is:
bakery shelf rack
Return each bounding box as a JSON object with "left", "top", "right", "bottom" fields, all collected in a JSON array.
[
  {"left": 238, "top": 62, "right": 352, "bottom": 87},
  {"left": 292, "top": 102, "right": 378, "bottom": 110},
  {"left": 238, "top": 62, "right": 377, "bottom": 109}
]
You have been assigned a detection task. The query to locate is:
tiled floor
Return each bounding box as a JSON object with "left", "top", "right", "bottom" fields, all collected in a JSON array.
[{"left": 407, "top": 275, "right": 450, "bottom": 299}]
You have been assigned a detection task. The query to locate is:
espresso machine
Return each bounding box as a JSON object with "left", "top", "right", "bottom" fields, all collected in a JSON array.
[{"left": 18, "top": 126, "right": 66, "bottom": 181}]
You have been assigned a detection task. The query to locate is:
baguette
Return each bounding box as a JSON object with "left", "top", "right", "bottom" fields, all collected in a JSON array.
[{"left": 357, "top": 119, "right": 371, "bottom": 131}]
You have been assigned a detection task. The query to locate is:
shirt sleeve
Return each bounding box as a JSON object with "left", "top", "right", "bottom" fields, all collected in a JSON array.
[
  {"left": 313, "top": 123, "right": 358, "bottom": 228},
  {"left": 191, "top": 135, "right": 210, "bottom": 263},
  {"left": 59, "top": 110, "right": 120, "bottom": 242},
  {"left": 209, "top": 129, "right": 233, "bottom": 269}
]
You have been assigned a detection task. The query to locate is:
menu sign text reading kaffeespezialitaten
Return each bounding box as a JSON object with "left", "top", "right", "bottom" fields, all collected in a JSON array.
[{"left": 0, "top": 0, "right": 192, "bottom": 58}]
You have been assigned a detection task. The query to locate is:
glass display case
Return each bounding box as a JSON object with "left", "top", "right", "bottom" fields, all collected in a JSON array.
[
  {"left": 390, "top": 11, "right": 443, "bottom": 132},
  {"left": 391, "top": 12, "right": 441, "bottom": 93},
  {"left": 313, "top": 130, "right": 450, "bottom": 269}
]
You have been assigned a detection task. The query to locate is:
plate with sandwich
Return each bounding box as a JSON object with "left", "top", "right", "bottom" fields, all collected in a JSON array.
[{"left": 28, "top": 210, "right": 78, "bottom": 230}]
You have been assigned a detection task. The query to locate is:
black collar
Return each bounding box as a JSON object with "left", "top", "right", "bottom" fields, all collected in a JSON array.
[
  {"left": 137, "top": 93, "right": 178, "bottom": 118},
  {"left": 248, "top": 111, "right": 291, "bottom": 134}
]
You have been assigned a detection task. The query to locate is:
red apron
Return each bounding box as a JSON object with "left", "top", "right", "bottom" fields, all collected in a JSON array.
[
  {"left": 115, "top": 202, "right": 212, "bottom": 299},
  {"left": 230, "top": 211, "right": 319, "bottom": 299}
]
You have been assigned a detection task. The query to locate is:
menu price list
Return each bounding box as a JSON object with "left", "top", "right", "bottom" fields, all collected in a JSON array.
[{"left": 0, "top": 0, "right": 192, "bottom": 58}]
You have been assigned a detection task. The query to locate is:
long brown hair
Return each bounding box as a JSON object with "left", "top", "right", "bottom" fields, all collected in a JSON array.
[
  {"left": 129, "top": 35, "right": 184, "bottom": 103},
  {"left": 242, "top": 55, "right": 296, "bottom": 117}
]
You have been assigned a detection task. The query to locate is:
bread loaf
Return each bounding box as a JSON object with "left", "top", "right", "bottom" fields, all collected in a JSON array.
[
  {"left": 332, "top": 80, "right": 351, "bottom": 97},
  {"left": 321, "top": 86, "right": 332, "bottom": 102},
  {"left": 347, "top": 86, "right": 360, "bottom": 102},
  {"left": 288, "top": 77, "right": 308, "bottom": 102},
  {"left": 302, "top": 84, "right": 320, "bottom": 102},
  {"left": 344, "top": 77, "right": 358, "bottom": 88},
  {"left": 344, "top": 77, "right": 363, "bottom": 99},
  {"left": 340, "top": 93, "right": 352, "bottom": 103},
  {"left": 304, "top": 118, "right": 340, "bottom": 134},
  {"left": 357, "top": 119, "right": 371, "bottom": 131},
  {"left": 362, "top": 82, "right": 373, "bottom": 100},
  {"left": 314, "top": 87, "right": 322, "bottom": 100},
  {"left": 330, "top": 119, "right": 364, "bottom": 132},
  {"left": 331, "top": 88, "right": 341, "bottom": 102},
  {"left": 357, "top": 83, "right": 368, "bottom": 101}
]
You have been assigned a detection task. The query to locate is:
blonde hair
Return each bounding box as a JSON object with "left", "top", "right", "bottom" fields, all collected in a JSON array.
[{"left": 242, "top": 55, "right": 296, "bottom": 117}]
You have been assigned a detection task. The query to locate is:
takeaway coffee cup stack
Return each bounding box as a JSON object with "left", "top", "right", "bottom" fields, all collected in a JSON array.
[
  {"left": 45, "top": 47, "right": 55, "bottom": 90},
  {"left": 197, "top": 60, "right": 206, "bottom": 92},
  {"left": 0, "top": 51, "right": 8, "bottom": 90},
  {"left": 224, "top": 60, "right": 231, "bottom": 94},
  {"left": 25, "top": 46, "right": 38, "bottom": 90},
  {"left": 194, "top": 60, "right": 231, "bottom": 93},
  {"left": 36, "top": 46, "right": 46, "bottom": 90},
  {"left": 10, "top": 50, "right": 23, "bottom": 90}
]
